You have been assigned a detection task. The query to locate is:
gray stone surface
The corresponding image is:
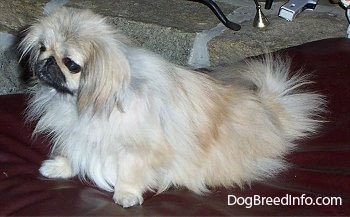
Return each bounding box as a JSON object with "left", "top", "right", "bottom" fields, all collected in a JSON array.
[
  {"left": 67, "top": 0, "right": 235, "bottom": 32},
  {"left": 0, "top": 32, "right": 23, "bottom": 95},
  {"left": 0, "top": 0, "right": 48, "bottom": 32},
  {"left": 0, "top": 0, "right": 348, "bottom": 95},
  {"left": 209, "top": 9, "right": 348, "bottom": 66}
]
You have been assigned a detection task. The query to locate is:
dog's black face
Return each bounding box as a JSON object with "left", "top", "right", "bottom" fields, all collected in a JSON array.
[{"left": 35, "top": 56, "right": 74, "bottom": 95}]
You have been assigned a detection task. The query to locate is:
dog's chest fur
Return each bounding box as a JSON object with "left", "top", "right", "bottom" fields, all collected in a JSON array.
[{"left": 31, "top": 89, "right": 142, "bottom": 191}]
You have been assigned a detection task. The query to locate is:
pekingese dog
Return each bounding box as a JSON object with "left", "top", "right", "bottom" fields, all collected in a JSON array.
[{"left": 19, "top": 7, "right": 324, "bottom": 208}]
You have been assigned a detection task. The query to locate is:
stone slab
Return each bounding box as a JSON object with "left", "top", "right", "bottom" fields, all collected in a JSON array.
[
  {"left": 208, "top": 4, "right": 348, "bottom": 66},
  {"left": 0, "top": 0, "right": 48, "bottom": 32},
  {"left": 0, "top": 32, "right": 23, "bottom": 95},
  {"left": 67, "top": 0, "right": 236, "bottom": 33}
]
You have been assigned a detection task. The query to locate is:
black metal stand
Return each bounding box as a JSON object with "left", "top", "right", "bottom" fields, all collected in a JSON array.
[
  {"left": 191, "top": 0, "right": 274, "bottom": 30},
  {"left": 190, "top": 0, "right": 241, "bottom": 31},
  {"left": 265, "top": 0, "right": 274, "bottom": 9}
]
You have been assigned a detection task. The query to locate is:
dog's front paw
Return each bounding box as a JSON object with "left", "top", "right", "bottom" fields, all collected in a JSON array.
[
  {"left": 39, "top": 156, "right": 74, "bottom": 179},
  {"left": 113, "top": 189, "right": 144, "bottom": 208}
]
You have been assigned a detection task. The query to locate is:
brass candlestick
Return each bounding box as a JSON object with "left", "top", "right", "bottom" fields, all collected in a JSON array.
[{"left": 253, "top": 0, "right": 270, "bottom": 28}]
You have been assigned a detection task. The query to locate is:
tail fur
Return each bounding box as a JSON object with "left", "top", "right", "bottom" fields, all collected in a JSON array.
[
  {"left": 243, "top": 55, "right": 326, "bottom": 141},
  {"left": 199, "top": 56, "right": 326, "bottom": 188}
]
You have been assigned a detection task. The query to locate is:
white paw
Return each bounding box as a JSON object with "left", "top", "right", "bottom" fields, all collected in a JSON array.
[
  {"left": 39, "top": 156, "right": 74, "bottom": 179},
  {"left": 113, "top": 189, "right": 144, "bottom": 208}
]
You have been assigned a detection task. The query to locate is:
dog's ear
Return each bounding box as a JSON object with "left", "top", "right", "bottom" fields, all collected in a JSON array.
[
  {"left": 17, "top": 25, "right": 37, "bottom": 85},
  {"left": 77, "top": 40, "right": 131, "bottom": 116}
]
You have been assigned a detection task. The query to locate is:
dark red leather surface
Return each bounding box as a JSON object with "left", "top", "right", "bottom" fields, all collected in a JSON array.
[{"left": 1, "top": 38, "right": 350, "bottom": 216}]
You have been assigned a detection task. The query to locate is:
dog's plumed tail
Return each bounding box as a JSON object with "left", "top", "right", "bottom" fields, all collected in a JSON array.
[
  {"left": 168, "top": 56, "right": 326, "bottom": 191},
  {"left": 242, "top": 56, "right": 325, "bottom": 142}
]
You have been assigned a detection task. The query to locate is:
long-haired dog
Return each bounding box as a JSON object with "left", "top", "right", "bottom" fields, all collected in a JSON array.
[{"left": 19, "top": 7, "right": 324, "bottom": 207}]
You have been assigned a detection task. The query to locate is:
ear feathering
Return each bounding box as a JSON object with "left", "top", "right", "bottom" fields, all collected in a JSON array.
[
  {"left": 77, "top": 38, "right": 131, "bottom": 115},
  {"left": 18, "top": 27, "right": 41, "bottom": 73}
]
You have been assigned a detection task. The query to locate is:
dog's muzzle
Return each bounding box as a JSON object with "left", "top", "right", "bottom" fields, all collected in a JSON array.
[{"left": 35, "top": 56, "right": 73, "bottom": 94}]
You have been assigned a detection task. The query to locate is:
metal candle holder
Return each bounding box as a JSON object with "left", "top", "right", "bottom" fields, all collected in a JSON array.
[{"left": 253, "top": 0, "right": 270, "bottom": 28}]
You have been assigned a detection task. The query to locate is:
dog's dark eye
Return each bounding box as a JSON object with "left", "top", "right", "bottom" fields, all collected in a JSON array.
[
  {"left": 63, "top": 57, "right": 81, "bottom": 74},
  {"left": 39, "top": 44, "right": 46, "bottom": 52}
]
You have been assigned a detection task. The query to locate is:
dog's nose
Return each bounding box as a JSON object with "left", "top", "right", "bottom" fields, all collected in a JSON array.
[{"left": 46, "top": 56, "right": 56, "bottom": 66}]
